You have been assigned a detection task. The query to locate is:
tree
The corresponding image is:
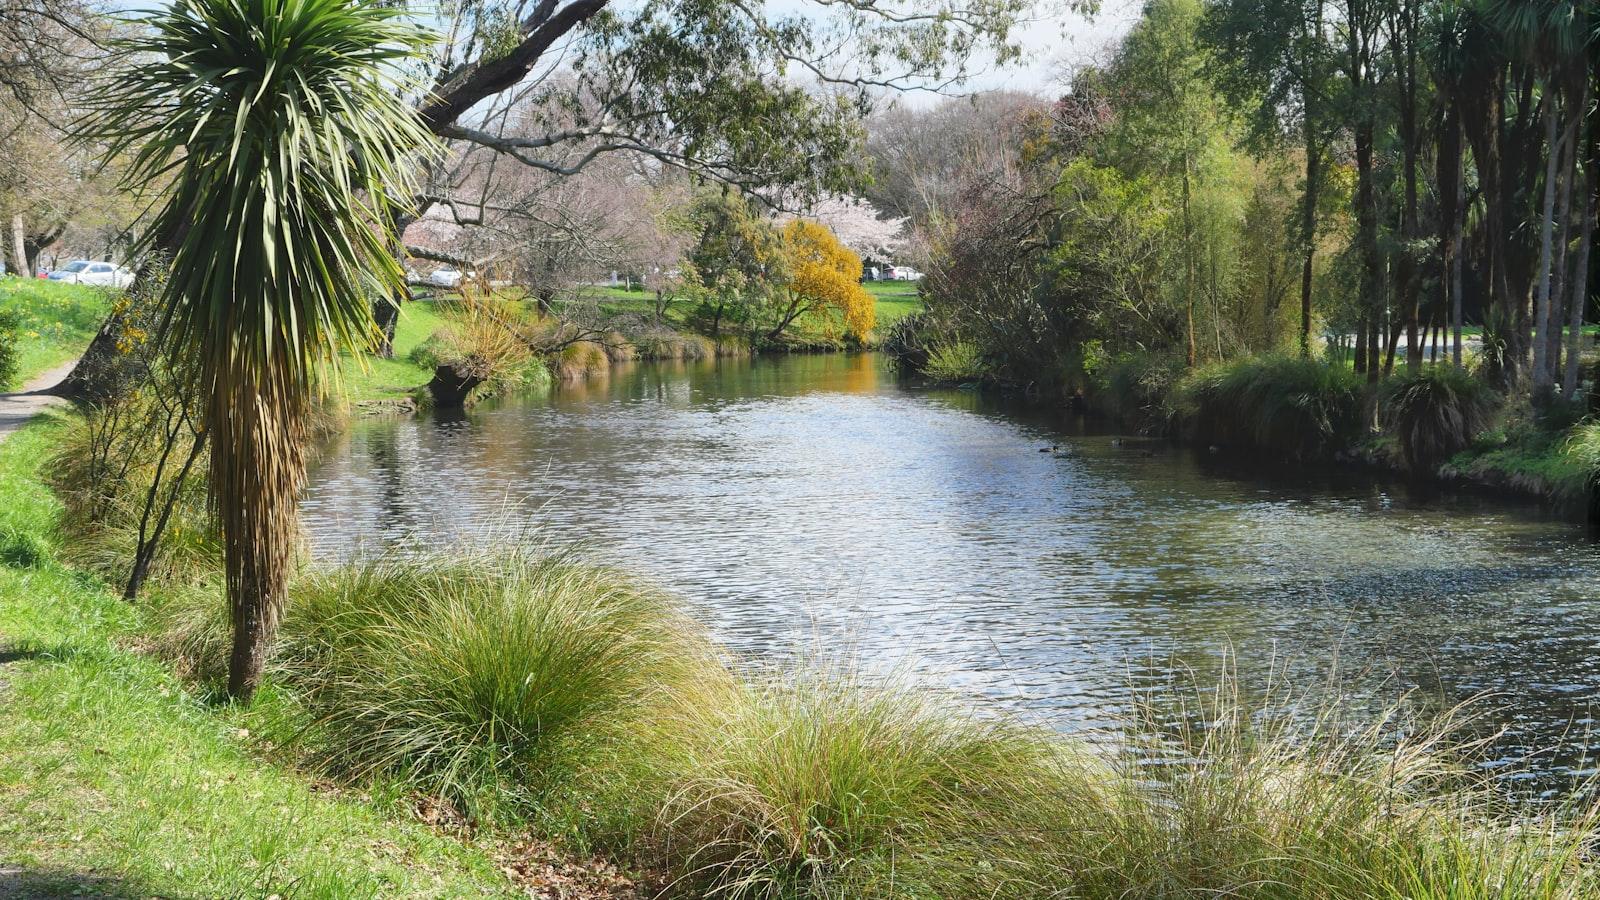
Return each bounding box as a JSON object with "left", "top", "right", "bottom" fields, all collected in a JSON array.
[
  {"left": 682, "top": 189, "right": 785, "bottom": 339},
  {"left": 1103, "top": 0, "right": 1229, "bottom": 366},
  {"left": 89, "top": 0, "right": 437, "bottom": 701},
  {"left": 766, "top": 219, "right": 876, "bottom": 342},
  {"left": 1204, "top": 0, "right": 1338, "bottom": 356},
  {"left": 61, "top": 0, "right": 1064, "bottom": 396}
]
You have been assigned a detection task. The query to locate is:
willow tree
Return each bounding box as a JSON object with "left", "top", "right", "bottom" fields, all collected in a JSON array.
[{"left": 88, "top": 0, "right": 436, "bottom": 700}]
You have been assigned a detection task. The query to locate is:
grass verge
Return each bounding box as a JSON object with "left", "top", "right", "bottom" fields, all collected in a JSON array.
[
  {"left": 0, "top": 417, "right": 517, "bottom": 898},
  {"left": 0, "top": 279, "right": 110, "bottom": 389}
]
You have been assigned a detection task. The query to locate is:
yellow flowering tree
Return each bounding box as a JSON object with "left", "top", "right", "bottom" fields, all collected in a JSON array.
[{"left": 766, "top": 220, "right": 875, "bottom": 343}]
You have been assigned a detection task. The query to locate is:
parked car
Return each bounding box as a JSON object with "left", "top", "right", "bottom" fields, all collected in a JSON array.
[
  {"left": 428, "top": 266, "right": 470, "bottom": 288},
  {"left": 47, "top": 260, "right": 135, "bottom": 288},
  {"left": 885, "top": 265, "right": 922, "bottom": 281}
]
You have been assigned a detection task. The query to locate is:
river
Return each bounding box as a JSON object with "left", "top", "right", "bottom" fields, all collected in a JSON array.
[{"left": 303, "top": 351, "right": 1600, "bottom": 794}]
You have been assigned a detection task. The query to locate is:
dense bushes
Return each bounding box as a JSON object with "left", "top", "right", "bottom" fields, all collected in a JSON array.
[
  {"left": 1380, "top": 367, "right": 1500, "bottom": 472},
  {"left": 1087, "top": 350, "right": 1185, "bottom": 426},
  {"left": 155, "top": 548, "right": 717, "bottom": 821},
  {"left": 1173, "top": 355, "right": 1365, "bottom": 458},
  {"left": 140, "top": 544, "right": 1600, "bottom": 898},
  {"left": 921, "top": 340, "right": 988, "bottom": 384}
]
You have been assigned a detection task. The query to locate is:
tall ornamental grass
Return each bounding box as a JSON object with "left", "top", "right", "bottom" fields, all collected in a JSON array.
[
  {"left": 150, "top": 547, "right": 1600, "bottom": 898},
  {"left": 1175, "top": 355, "right": 1365, "bottom": 458},
  {"left": 1381, "top": 365, "right": 1500, "bottom": 473},
  {"left": 154, "top": 547, "right": 722, "bottom": 821}
]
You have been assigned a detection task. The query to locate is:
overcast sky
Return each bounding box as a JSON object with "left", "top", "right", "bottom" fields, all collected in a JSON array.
[{"left": 887, "top": 0, "right": 1144, "bottom": 106}]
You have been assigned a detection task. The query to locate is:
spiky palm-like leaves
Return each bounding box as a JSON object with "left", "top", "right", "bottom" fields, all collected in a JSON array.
[{"left": 88, "top": 0, "right": 437, "bottom": 700}]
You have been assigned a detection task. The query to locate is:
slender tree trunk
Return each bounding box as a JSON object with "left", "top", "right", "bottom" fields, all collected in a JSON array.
[
  {"left": 1354, "top": 316, "right": 1369, "bottom": 375},
  {"left": 1534, "top": 98, "right": 1561, "bottom": 394},
  {"left": 1564, "top": 117, "right": 1597, "bottom": 400},
  {"left": 1355, "top": 110, "right": 1382, "bottom": 395},
  {"left": 1183, "top": 159, "right": 1196, "bottom": 367},
  {"left": 1299, "top": 131, "right": 1321, "bottom": 357},
  {"left": 9, "top": 213, "right": 28, "bottom": 278},
  {"left": 1548, "top": 116, "right": 1577, "bottom": 383},
  {"left": 1451, "top": 135, "right": 1466, "bottom": 368}
]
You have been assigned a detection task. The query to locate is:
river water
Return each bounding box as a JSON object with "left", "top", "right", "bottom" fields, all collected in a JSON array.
[{"left": 303, "top": 352, "right": 1600, "bottom": 792}]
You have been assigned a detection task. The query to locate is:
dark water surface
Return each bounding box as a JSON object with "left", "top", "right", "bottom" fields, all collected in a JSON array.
[{"left": 303, "top": 352, "right": 1600, "bottom": 792}]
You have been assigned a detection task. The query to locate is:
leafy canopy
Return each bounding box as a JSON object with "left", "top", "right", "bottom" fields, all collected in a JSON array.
[
  {"left": 87, "top": 0, "right": 439, "bottom": 392},
  {"left": 780, "top": 220, "right": 876, "bottom": 340}
]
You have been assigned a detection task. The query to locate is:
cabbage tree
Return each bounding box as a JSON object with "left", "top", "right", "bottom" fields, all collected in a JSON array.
[{"left": 89, "top": 0, "right": 437, "bottom": 700}]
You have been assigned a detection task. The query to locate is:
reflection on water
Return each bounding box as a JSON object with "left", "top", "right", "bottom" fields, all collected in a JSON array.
[{"left": 304, "top": 352, "right": 1600, "bottom": 792}]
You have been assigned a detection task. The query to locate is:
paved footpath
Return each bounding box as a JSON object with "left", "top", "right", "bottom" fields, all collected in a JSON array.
[{"left": 0, "top": 360, "right": 75, "bottom": 443}]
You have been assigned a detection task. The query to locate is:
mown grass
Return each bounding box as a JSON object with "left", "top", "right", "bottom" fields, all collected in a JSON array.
[
  {"left": 0, "top": 279, "right": 110, "bottom": 389},
  {"left": 0, "top": 418, "right": 519, "bottom": 898},
  {"left": 330, "top": 297, "right": 447, "bottom": 405}
]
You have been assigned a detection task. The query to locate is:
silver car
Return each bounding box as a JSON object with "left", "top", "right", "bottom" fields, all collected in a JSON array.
[{"left": 47, "top": 260, "right": 135, "bottom": 288}]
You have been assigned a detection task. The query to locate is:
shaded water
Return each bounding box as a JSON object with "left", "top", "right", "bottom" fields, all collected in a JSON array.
[{"left": 304, "top": 352, "right": 1600, "bottom": 792}]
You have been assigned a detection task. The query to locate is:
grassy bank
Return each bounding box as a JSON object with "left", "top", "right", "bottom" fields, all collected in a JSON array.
[
  {"left": 0, "top": 420, "right": 523, "bottom": 898},
  {"left": 10, "top": 406, "right": 1600, "bottom": 897},
  {"left": 0, "top": 280, "right": 109, "bottom": 389},
  {"left": 1077, "top": 350, "right": 1600, "bottom": 509}
]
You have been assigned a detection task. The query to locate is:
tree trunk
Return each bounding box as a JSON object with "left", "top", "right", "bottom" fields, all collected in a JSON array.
[
  {"left": 427, "top": 362, "right": 485, "bottom": 410},
  {"left": 374, "top": 288, "right": 402, "bottom": 359},
  {"left": 1299, "top": 130, "right": 1320, "bottom": 357},
  {"left": 1547, "top": 115, "right": 1577, "bottom": 384},
  {"left": 9, "top": 213, "right": 28, "bottom": 278},
  {"left": 1449, "top": 124, "right": 1466, "bottom": 368},
  {"left": 1183, "top": 157, "right": 1196, "bottom": 367},
  {"left": 1533, "top": 98, "right": 1561, "bottom": 395},
  {"left": 1563, "top": 116, "right": 1597, "bottom": 400},
  {"left": 218, "top": 375, "right": 306, "bottom": 703},
  {"left": 1355, "top": 117, "right": 1382, "bottom": 391}
]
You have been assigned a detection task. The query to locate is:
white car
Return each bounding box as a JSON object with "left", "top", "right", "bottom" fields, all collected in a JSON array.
[
  {"left": 48, "top": 260, "right": 135, "bottom": 288},
  {"left": 429, "top": 266, "right": 471, "bottom": 288}
]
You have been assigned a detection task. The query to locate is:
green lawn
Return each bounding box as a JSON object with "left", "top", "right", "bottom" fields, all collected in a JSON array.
[
  {"left": 329, "top": 297, "right": 447, "bottom": 404},
  {"left": 863, "top": 279, "right": 922, "bottom": 329},
  {"left": 0, "top": 419, "right": 516, "bottom": 899},
  {"left": 566, "top": 280, "right": 924, "bottom": 341},
  {"left": 0, "top": 279, "right": 110, "bottom": 390}
]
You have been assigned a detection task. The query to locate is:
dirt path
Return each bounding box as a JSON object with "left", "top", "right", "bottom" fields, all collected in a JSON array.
[{"left": 0, "top": 361, "right": 74, "bottom": 443}]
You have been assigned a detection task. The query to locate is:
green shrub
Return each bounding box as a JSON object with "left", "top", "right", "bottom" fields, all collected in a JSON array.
[
  {"left": 922, "top": 340, "right": 988, "bottom": 385},
  {"left": 1381, "top": 366, "right": 1500, "bottom": 473},
  {"left": 1175, "top": 355, "right": 1365, "bottom": 458},
  {"left": 648, "top": 669, "right": 1102, "bottom": 899},
  {"left": 0, "top": 307, "right": 19, "bottom": 389},
  {"left": 154, "top": 547, "right": 723, "bottom": 822},
  {"left": 1090, "top": 350, "right": 1185, "bottom": 426}
]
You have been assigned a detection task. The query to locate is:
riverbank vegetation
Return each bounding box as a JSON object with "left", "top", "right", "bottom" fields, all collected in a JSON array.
[
  {"left": 7, "top": 416, "right": 1600, "bottom": 897},
  {"left": 886, "top": 0, "right": 1599, "bottom": 508},
  {"left": 7, "top": 0, "right": 1600, "bottom": 892}
]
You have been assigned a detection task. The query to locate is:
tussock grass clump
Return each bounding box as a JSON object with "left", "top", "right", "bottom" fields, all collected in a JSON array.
[
  {"left": 633, "top": 330, "right": 716, "bottom": 361},
  {"left": 155, "top": 548, "right": 724, "bottom": 821},
  {"left": 1176, "top": 355, "right": 1364, "bottom": 458},
  {"left": 1381, "top": 365, "right": 1499, "bottom": 472},
  {"left": 649, "top": 670, "right": 1103, "bottom": 899},
  {"left": 1074, "top": 690, "right": 1600, "bottom": 899},
  {"left": 556, "top": 340, "right": 613, "bottom": 380},
  {"left": 922, "top": 340, "right": 987, "bottom": 384}
]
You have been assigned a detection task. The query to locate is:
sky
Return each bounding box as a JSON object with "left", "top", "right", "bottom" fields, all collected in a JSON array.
[{"left": 886, "top": 0, "right": 1145, "bottom": 106}]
